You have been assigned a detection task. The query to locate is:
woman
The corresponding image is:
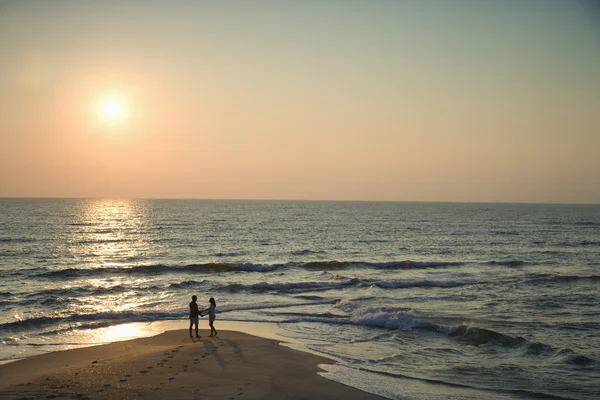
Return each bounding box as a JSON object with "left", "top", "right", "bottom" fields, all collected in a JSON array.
[{"left": 201, "top": 297, "right": 218, "bottom": 337}]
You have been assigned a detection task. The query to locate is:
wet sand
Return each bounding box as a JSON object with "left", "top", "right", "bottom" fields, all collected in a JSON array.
[{"left": 0, "top": 329, "right": 385, "bottom": 399}]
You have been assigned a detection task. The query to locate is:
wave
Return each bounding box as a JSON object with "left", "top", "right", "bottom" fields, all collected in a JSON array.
[
  {"left": 168, "top": 280, "right": 207, "bottom": 289},
  {"left": 0, "top": 311, "right": 178, "bottom": 332},
  {"left": 215, "top": 277, "right": 472, "bottom": 295},
  {"left": 290, "top": 249, "right": 327, "bottom": 255},
  {"left": 33, "top": 260, "right": 468, "bottom": 279},
  {"left": 367, "top": 279, "right": 473, "bottom": 289},
  {"left": 0, "top": 237, "right": 37, "bottom": 243},
  {"left": 580, "top": 240, "right": 600, "bottom": 246},
  {"left": 573, "top": 221, "right": 600, "bottom": 226},
  {"left": 371, "top": 261, "right": 465, "bottom": 269},
  {"left": 487, "top": 260, "right": 526, "bottom": 267},
  {"left": 332, "top": 299, "right": 596, "bottom": 367},
  {"left": 447, "top": 324, "right": 526, "bottom": 346},
  {"left": 302, "top": 261, "right": 348, "bottom": 270},
  {"left": 218, "top": 299, "right": 334, "bottom": 313},
  {"left": 557, "top": 240, "right": 600, "bottom": 248},
  {"left": 214, "top": 252, "right": 243, "bottom": 257},
  {"left": 303, "top": 260, "right": 464, "bottom": 270},
  {"left": 294, "top": 295, "right": 326, "bottom": 300},
  {"left": 38, "top": 262, "right": 281, "bottom": 278},
  {"left": 218, "top": 278, "right": 361, "bottom": 294},
  {"left": 262, "top": 311, "right": 342, "bottom": 319},
  {"left": 526, "top": 273, "right": 600, "bottom": 284},
  {"left": 554, "top": 349, "right": 596, "bottom": 366},
  {"left": 334, "top": 299, "right": 422, "bottom": 327}
]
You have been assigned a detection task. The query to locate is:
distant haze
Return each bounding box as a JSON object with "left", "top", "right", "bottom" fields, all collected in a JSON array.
[{"left": 1, "top": 0, "right": 599, "bottom": 203}]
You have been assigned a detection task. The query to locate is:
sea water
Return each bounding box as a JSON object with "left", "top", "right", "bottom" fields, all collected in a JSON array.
[{"left": 0, "top": 198, "right": 598, "bottom": 399}]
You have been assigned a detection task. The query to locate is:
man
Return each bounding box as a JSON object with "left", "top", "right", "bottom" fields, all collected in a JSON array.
[{"left": 189, "top": 295, "right": 200, "bottom": 338}]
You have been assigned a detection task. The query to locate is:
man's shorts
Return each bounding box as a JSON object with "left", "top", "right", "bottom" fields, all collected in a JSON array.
[{"left": 190, "top": 317, "right": 199, "bottom": 325}]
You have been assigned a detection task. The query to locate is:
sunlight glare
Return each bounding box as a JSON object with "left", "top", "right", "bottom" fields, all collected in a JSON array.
[
  {"left": 103, "top": 99, "right": 123, "bottom": 119},
  {"left": 97, "top": 95, "right": 128, "bottom": 124},
  {"left": 89, "top": 322, "right": 146, "bottom": 343}
]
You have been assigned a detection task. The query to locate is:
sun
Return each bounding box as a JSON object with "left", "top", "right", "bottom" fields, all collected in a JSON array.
[
  {"left": 103, "top": 99, "right": 124, "bottom": 119},
  {"left": 97, "top": 96, "right": 127, "bottom": 124}
]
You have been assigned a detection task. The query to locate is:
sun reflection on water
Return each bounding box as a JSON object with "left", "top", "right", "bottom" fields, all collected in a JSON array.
[{"left": 68, "top": 199, "right": 151, "bottom": 265}]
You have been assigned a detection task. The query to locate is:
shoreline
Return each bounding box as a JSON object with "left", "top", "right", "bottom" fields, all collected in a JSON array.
[
  {"left": 0, "top": 323, "right": 386, "bottom": 400},
  {"left": 0, "top": 319, "right": 298, "bottom": 365}
]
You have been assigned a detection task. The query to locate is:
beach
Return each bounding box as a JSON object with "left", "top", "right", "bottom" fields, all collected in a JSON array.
[{"left": 0, "top": 328, "right": 384, "bottom": 400}]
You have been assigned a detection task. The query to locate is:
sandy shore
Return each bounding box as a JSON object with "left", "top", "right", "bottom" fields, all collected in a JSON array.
[{"left": 0, "top": 328, "right": 385, "bottom": 400}]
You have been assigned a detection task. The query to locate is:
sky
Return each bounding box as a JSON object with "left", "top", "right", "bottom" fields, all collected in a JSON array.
[{"left": 0, "top": 0, "right": 599, "bottom": 203}]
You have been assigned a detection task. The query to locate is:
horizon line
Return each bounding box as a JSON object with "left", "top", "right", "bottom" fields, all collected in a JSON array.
[{"left": 0, "top": 196, "right": 598, "bottom": 206}]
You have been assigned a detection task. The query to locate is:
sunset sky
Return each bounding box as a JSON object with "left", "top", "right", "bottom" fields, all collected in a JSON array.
[{"left": 1, "top": 0, "right": 599, "bottom": 203}]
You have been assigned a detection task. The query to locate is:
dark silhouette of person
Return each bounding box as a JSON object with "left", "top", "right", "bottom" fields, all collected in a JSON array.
[
  {"left": 189, "top": 295, "right": 200, "bottom": 338},
  {"left": 201, "top": 297, "right": 218, "bottom": 337}
]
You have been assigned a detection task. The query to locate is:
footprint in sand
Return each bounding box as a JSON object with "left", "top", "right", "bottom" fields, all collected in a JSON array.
[
  {"left": 103, "top": 384, "right": 111, "bottom": 388},
  {"left": 140, "top": 370, "right": 148, "bottom": 374},
  {"left": 125, "top": 375, "right": 131, "bottom": 378},
  {"left": 168, "top": 355, "right": 174, "bottom": 359},
  {"left": 146, "top": 366, "right": 153, "bottom": 369},
  {"left": 161, "top": 359, "right": 168, "bottom": 362},
  {"left": 120, "top": 379, "right": 127, "bottom": 383}
]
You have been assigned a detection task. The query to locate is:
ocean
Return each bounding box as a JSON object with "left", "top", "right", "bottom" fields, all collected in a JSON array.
[{"left": 0, "top": 198, "right": 598, "bottom": 399}]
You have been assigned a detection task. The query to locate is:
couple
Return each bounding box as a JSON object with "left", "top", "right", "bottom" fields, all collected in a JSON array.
[{"left": 189, "top": 296, "right": 217, "bottom": 338}]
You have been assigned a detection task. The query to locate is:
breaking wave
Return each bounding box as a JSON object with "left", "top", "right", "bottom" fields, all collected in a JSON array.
[{"left": 332, "top": 299, "right": 596, "bottom": 367}]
